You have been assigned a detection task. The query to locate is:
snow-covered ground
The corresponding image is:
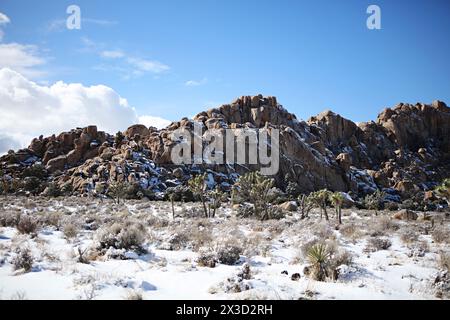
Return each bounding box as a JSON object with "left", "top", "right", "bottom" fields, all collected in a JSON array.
[{"left": 0, "top": 197, "right": 448, "bottom": 300}]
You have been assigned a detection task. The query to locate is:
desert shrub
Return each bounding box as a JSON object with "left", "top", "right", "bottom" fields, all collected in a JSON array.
[
  {"left": 339, "top": 223, "right": 362, "bottom": 239},
  {"left": 400, "top": 229, "right": 419, "bottom": 244},
  {"left": 63, "top": 223, "right": 79, "bottom": 239},
  {"left": 39, "top": 212, "right": 62, "bottom": 229},
  {"left": 12, "top": 248, "right": 33, "bottom": 272},
  {"left": 125, "top": 290, "right": 143, "bottom": 300},
  {"left": 363, "top": 190, "right": 385, "bottom": 215},
  {"left": 196, "top": 250, "right": 217, "bottom": 268},
  {"left": 369, "top": 216, "right": 399, "bottom": 236},
  {"left": 217, "top": 244, "right": 242, "bottom": 265},
  {"left": 0, "top": 211, "right": 20, "bottom": 227},
  {"left": 22, "top": 164, "right": 47, "bottom": 179},
  {"left": 435, "top": 179, "right": 450, "bottom": 206},
  {"left": 432, "top": 227, "right": 450, "bottom": 244},
  {"left": 17, "top": 215, "right": 38, "bottom": 235},
  {"left": 366, "top": 237, "right": 392, "bottom": 252},
  {"left": 385, "top": 202, "right": 399, "bottom": 211},
  {"left": 97, "top": 223, "right": 147, "bottom": 254},
  {"left": 312, "top": 222, "right": 336, "bottom": 241},
  {"left": 439, "top": 251, "right": 450, "bottom": 271},
  {"left": 43, "top": 182, "right": 62, "bottom": 197},
  {"left": 400, "top": 199, "right": 420, "bottom": 211},
  {"left": 166, "top": 232, "right": 190, "bottom": 251},
  {"left": 23, "top": 176, "right": 43, "bottom": 194}
]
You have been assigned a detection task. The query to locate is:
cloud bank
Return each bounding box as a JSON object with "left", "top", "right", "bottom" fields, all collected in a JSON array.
[{"left": 0, "top": 68, "right": 170, "bottom": 154}]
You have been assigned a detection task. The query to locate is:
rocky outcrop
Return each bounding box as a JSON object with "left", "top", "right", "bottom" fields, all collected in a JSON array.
[{"left": 1, "top": 96, "right": 449, "bottom": 201}]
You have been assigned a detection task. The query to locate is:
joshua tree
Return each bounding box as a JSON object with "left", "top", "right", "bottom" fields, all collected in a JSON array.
[
  {"left": 233, "top": 171, "right": 275, "bottom": 220},
  {"left": 435, "top": 178, "right": 450, "bottom": 206},
  {"left": 208, "top": 187, "right": 225, "bottom": 218},
  {"left": 188, "top": 173, "right": 209, "bottom": 218},
  {"left": 330, "top": 192, "right": 345, "bottom": 224},
  {"left": 309, "top": 189, "right": 331, "bottom": 220},
  {"left": 108, "top": 180, "right": 127, "bottom": 204},
  {"left": 364, "top": 190, "right": 385, "bottom": 216},
  {"left": 298, "top": 194, "right": 313, "bottom": 219}
]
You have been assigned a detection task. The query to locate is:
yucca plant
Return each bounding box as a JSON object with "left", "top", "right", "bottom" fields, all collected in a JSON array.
[
  {"left": 298, "top": 194, "right": 313, "bottom": 219},
  {"left": 188, "top": 173, "right": 209, "bottom": 218},
  {"left": 435, "top": 178, "right": 450, "bottom": 206},
  {"left": 330, "top": 192, "right": 345, "bottom": 224},
  {"left": 108, "top": 180, "right": 127, "bottom": 204},
  {"left": 307, "top": 243, "right": 330, "bottom": 281},
  {"left": 309, "top": 189, "right": 331, "bottom": 220}
]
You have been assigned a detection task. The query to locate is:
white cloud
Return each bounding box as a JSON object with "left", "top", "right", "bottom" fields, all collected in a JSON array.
[
  {"left": 0, "top": 12, "right": 11, "bottom": 41},
  {"left": 185, "top": 77, "right": 208, "bottom": 87},
  {"left": 0, "top": 68, "right": 170, "bottom": 154},
  {"left": 0, "top": 43, "right": 46, "bottom": 78},
  {"left": 127, "top": 57, "right": 170, "bottom": 74},
  {"left": 0, "top": 12, "right": 10, "bottom": 25},
  {"left": 138, "top": 115, "right": 171, "bottom": 129},
  {"left": 101, "top": 50, "right": 125, "bottom": 58}
]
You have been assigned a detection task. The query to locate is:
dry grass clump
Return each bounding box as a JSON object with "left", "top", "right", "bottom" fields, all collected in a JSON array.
[
  {"left": 12, "top": 247, "right": 34, "bottom": 272},
  {"left": 339, "top": 222, "right": 363, "bottom": 240},
  {"left": 63, "top": 223, "right": 79, "bottom": 239},
  {"left": 96, "top": 221, "right": 147, "bottom": 254},
  {"left": 196, "top": 249, "right": 217, "bottom": 268},
  {"left": 367, "top": 216, "right": 399, "bottom": 237},
  {"left": 17, "top": 215, "right": 38, "bottom": 235},
  {"left": 432, "top": 227, "right": 450, "bottom": 244},
  {"left": 400, "top": 229, "right": 420, "bottom": 244},
  {"left": 312, "top": 222, "right": 336, "bottom": 241},
  {"left": 216, "top": 242, "right": 243, "bottom": 265},
  {"left": 365, "top": 237, "right": 392, "bottom": 252},
  {"left": 438, "top": 251, "right": 450, "bottom": 272}
]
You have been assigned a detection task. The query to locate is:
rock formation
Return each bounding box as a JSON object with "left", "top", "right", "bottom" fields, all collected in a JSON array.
[{"left": 1, "top": 95, "right": 449, "bottom": 203}]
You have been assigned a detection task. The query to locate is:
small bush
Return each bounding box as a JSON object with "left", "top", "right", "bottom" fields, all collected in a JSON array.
[
  {"left": 17, "top": 216, "right": 37, "bottom": 235},
  {"left": 432, "top": 227, "right": 450, "bottom": 244},
  {"left": 366, "top": 237, "right": 392, "bottom": 252},
  {"left": 63, "top": 223, "right": 79, "bottom": 239},
  {"left": 400, "top": 229, "right": 419, "bottom": 244},
  {"left": 97, "top": 223, "right": 147, "bottom": 254},
  {"left": 12, "top": 248, "right": 33, "bottom": 272},
  {"left": 196, "top": 250, "right": 217, "bottom": 268},
  {"left": 0, "top": 211, "right": 20, "bottom": 227},
  {"left": 439, "top": 251, "right": 450, "bottom": 271},
  {"left": 217, "top": 244, "right": 242, "bottom": 265}
]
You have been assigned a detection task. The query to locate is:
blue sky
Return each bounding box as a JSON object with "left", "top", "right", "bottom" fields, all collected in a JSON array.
[{"left": 1, "top": 0, "right": 449, "bottom": 124}]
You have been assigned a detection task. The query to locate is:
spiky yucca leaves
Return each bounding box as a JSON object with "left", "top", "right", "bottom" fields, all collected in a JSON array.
[
  {"left": 364, "top": 190, "right": 385, "bottom": 216},
  {"left": 307, "top": 243, "right": 331, "bottom": 281},
  {"left": 435, "top": 179, "right": 450, "bottom": 206},
  {"left": 233, "top": 172, "right": 275, "bottom": 220},
  {"left": 188, "top": 173, "right": 209, "bottom": 218},
  {"left": 309, "top": 189, "right": 332, "bottom": 220},
  {"left": 298, "top": 194, "right": 314, "bottom": 219},
  {"left": 330, "top": 192, "right": 345, "bottom": 224}
]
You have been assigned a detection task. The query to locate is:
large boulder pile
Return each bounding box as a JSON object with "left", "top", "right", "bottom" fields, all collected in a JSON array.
[{"left": 1, "top": 96, "right": 449, "bottom": 201}]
